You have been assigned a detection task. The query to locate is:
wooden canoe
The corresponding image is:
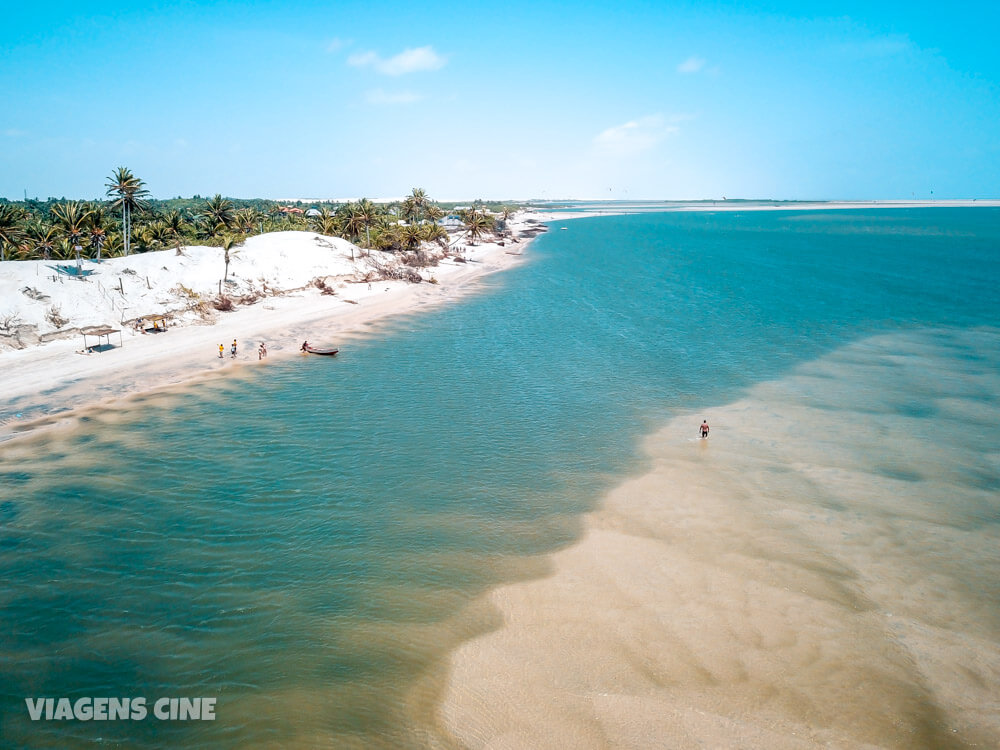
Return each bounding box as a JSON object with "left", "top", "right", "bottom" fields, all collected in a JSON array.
[{"left": 303, "top": 345, "right": 339, "bottom": 356}]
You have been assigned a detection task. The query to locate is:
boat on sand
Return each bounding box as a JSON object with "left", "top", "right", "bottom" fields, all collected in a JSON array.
[{"left": 301, "top": 344, "right": 339, "bottom": 356}]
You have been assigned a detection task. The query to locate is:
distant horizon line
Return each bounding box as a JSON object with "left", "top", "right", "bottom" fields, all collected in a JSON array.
[{"left": 4, "top": 195, "right": 999, "bottom": 206}]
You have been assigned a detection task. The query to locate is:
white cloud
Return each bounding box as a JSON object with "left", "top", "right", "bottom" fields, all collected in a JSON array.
[
  {"left": 348, "top": 45, "right": 447, "bottom": 75},
  {"left": 677, "top": 56, "right": 706, "bottom": 74},
  {"left": 365, "top": 89, "right": 422, "bottom": 105},
  {"left": 3, "top": 128, "right": 27, "bottom": 137},
  {"left": 593, "top": 115, "right": 678, "bottom": 157}
]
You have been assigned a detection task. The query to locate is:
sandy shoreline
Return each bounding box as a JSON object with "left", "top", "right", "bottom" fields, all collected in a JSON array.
[
  {"left": 0, "top": 217, "right": 548, "bottom": 444},
  {"left": 5, "top": 200, "right": 996, "bottom": 444}
]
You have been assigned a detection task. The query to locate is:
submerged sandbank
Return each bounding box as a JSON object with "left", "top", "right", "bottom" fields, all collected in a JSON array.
[{"left": 440, "top": 327, "right": 1000, "bottom": 749}]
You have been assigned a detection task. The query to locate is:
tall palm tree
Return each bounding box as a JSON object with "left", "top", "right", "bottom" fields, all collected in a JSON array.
[
  {"left": 409, "top": 188, "right": 429, "bottom": 216},
  {"left": 105, "top": 167, "right": 149, "bottom": 256},
  {"left": 0, "top": 203, "right": 26, "bottom": 262}
]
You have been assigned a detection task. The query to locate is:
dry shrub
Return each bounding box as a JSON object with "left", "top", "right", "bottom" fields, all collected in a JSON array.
[
  {"left": 364, "top": 257, "right": 406, "bottom": 280},
  {"left": 402, "top": 250, "right": 438, "bottom": 268},
  {"left": 171, "top": 284, "right": 201, "bottom": 301},
  {"left": 212, "top": 295, "right": 234, "bottom": 311},
  {"left": 1, "top": 312, "right": 23, "bottom": 332},
  {"left": 311, "top": 277, "right": 337, "bottom": 296},
  {"left": 45, "top": 305, "right": 69, "bottom": 328}
]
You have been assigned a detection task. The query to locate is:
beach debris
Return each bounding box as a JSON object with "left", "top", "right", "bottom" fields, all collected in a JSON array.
[{"left": 20, "top": 286, "right": 49, "bottom": 301}]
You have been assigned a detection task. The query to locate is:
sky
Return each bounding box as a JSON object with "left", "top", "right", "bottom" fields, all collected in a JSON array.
[{"left": 1, "top": 0, "right": 998, "bottom": 201}]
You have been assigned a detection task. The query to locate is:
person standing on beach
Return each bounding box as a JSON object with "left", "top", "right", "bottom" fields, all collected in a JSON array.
[
  {"left": 258, "top": 342, "right": 267, "bottom": 360},
  {"left": 218, "top": 344, "right": 224, "bottom": 358},
  {"left": 700, "top": 420, "right": 710, "bottom": 439},
  {"left": 231, "top": 339, "right": 237, "bottom": 358}
]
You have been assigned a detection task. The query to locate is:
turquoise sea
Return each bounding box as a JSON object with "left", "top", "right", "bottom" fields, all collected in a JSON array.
[{"left": 2, "top": 208, "right": 999, "bottom": 748}]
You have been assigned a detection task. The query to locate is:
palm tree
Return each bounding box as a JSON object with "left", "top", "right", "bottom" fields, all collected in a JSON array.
[
  {"left": 200, "top": 194, "right": 235, "bottom": 235},
  {"left": 142, "top": 221, "right": 172, "bottom": 250},
  {"left": 86, "top": 206, "right": 109, "bottom": 261},
  {"left": 105, "top": 167, "right": 149, "bottom": 255},
  {"left": 423, "top": 222, "right": 450, "bottom": 249},
  {"left": 459, "top": 207, "right": 495, "bottom": 246},
  {"left": 0, "top": 203, "right": 26, "bottom": 262},
  {"left": 25, "top": 221, "right": 58, "bottom": 260},
  {"left": 339, "top": 202, "right": 365, "bottom": 245},
  {"left": 50, "top": 201, "right": 94, "bottom": 266},
  {"left": 233, "top": 207, "right": 260, "bottom": 237},
  {"left": 309, "top": 207, "right": 340, "bottom": 236},
  {"left": 498, "top": 206, "right": 515, "bottom": 236},
  {"left": 164, "top": 209, "right": 188, "bottom": 236},
  {"left": 220, "top": 234, "right": 241, "bottom": 282},
  {"left": 409, "top": 187, "right": 429, "bottom": 215},
  {"left": 356, "top": 198, "right": 378, "bottom": 249},
  {"left": 424, "top": 204, "right": 445, "bottom": 224},
  {"left": 164, "top": 209, "right": 188, "bottom": 251},
  {"left": 401, "top": 222, "right": 424, "bottom": 251}
]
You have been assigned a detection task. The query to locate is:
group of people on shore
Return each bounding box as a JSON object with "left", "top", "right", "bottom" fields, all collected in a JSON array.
[{"left": 217, "top": 339, "right": 267, "bottom": 360}]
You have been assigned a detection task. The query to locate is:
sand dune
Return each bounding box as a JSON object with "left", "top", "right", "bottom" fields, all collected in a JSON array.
[{"left": 0, "top": 215, "right": 551, "bottom": 441}]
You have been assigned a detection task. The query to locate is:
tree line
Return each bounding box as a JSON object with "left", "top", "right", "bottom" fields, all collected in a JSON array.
[{"left": 0, "top": 169, "right": 519, "bottom": 262}]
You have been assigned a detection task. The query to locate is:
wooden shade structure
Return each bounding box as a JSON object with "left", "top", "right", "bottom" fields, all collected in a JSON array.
[{"left": 81, "top": 325, "right": 122, "bottom": 352}]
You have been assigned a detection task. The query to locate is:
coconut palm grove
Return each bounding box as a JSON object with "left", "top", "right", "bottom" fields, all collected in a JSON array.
[{"left": 0, "top": 169, "right": 519, "bottom": 262}]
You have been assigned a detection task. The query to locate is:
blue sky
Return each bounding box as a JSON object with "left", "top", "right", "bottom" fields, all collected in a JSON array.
[{"left": 2, "top": 0, "right": 998, "bottom": 200}]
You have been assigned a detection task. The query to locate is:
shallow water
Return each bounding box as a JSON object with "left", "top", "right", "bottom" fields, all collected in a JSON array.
[
  {"left": 1, "top": 208, "right": 998, "bottom": 747},
  {"left": 444, "top": 326, "right": 1000, "bottom": 749}
]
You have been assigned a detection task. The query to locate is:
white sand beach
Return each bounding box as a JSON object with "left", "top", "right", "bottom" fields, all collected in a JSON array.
[{"left": 0, "top": 212, "right": 552, "bottom": 442}]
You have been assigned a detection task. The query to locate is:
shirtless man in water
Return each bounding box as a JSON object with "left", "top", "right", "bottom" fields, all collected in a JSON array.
[{"left": 700, "top": 420, "right": 710, "bottom": 439}]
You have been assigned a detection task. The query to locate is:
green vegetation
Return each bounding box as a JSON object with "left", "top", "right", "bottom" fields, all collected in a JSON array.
[{"left": 0, "top": 172, "right": 525, "bottom": 262}]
